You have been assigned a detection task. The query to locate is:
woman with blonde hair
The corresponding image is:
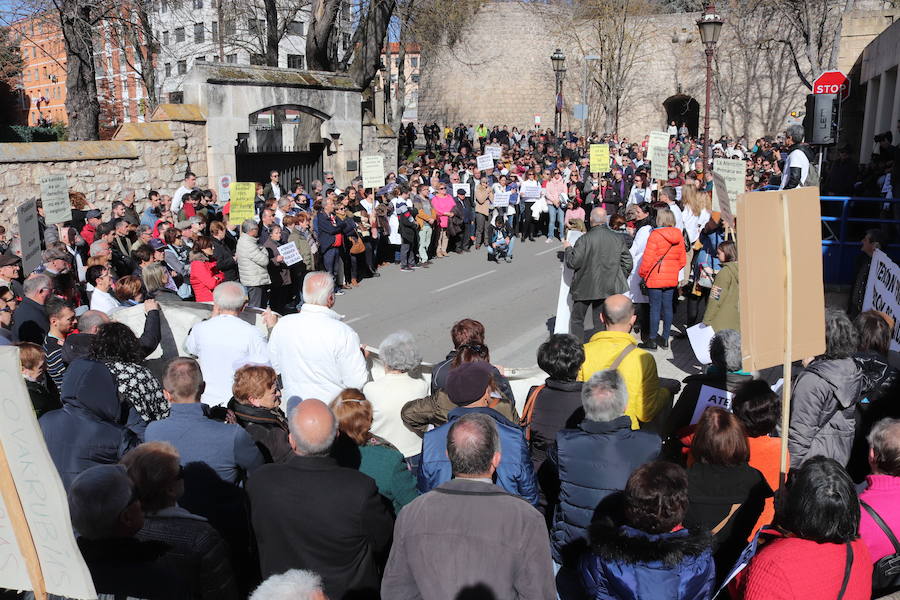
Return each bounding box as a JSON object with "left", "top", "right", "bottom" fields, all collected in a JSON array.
[{"left": 330, "top": 388, "right": 418, "bottom": 514}]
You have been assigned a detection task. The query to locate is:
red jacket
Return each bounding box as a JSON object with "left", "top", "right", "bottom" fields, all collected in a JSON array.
[
  {"left": 80, "top": 223, "right": 96, "bottom": 245},
  {"left": 190, "top": 259, "right": 223, "bottom": 302},
  {"left": 638, "top": 226, "right": 686, "bottom": 288},
  {"left": 731, "top": 535, "right": 872, "bottom": 600}
]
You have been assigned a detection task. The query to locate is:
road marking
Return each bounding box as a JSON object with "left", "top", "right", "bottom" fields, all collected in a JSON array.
[
  {"left": 431, "top": 270, "right": 496, "bottom": 294},
  {"left": 345, "top": 313, "right": 371, "bottom": 324},
  {"left": 536, "top": 245, "right": 563, "bottom": 256}
]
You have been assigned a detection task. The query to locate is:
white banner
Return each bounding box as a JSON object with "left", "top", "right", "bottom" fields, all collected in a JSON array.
[
  {"left": 492, "top": 191, "right": 510, "bottom": 208},
  {"left": 486, "top": 145, "right": 502, "bottom": 160},
  {"left": 278, "top": 242, "right": 302, "bottom": 266},
  {"left": 452, "top": 183, "right": 470, "bottom": 198},
  {"left": 40, "top": 174, "right": 72, "bottom": 225},
  {"left": 361, "top": 155, "right": 386, "bottom": 189},
  {"left": 648, "top": 131, "right": 669, "bottom": 182},
  {"left": 689, "top": 384, "right": 734, "bottom": 425},
  {"left": 476, "top": 154, "right": 494, "bottom": 171},
  {"left": 862, "top": 249, "right": 900, "bottom": 353},
  {"left": 521, "top": 181, "right": 541, "bottom": 200},
  {"left": 554, "top": 230, "right": 583, "bottom": 334}
]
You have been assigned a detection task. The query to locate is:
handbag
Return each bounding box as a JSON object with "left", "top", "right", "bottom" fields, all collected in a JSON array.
[
  {"left": 861, "top": 501, "right": 900, "bottom": 596},
  {"left": 349, "top": 236, "right": 366, "bottom": 255},
  {"left": 639, "top": 243, "right": 675, "bottom": 296}
]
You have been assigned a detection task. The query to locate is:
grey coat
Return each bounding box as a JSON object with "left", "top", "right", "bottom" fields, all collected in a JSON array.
[
  {"left": 236, "top": 234, "right": 270, "bottom": 287},
  {"left": 788, "top": 357, "right": 863, "bottom": 468},
  {"left": 565, "top": 224, "right": 633, "bottom": 302},
  {"left": 381, "top": 478, "right": 555, "bottom": 600}
]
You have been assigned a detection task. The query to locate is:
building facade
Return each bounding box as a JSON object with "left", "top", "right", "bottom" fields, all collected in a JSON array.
[
  {"left": 8, "top": 13, "right": 68, "bottom": 127},
  {"left": 379, "top": 42, "right": 420, "bottom": 123}
]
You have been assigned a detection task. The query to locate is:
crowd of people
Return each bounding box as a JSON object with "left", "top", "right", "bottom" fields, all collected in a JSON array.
[{"left": 0, "top": 118, "right": 898, "bottom": 600}]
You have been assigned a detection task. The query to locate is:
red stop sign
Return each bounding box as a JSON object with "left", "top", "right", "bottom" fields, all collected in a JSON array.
[{"left": 813, "top": 70, "right": 850, "bottom": 101}]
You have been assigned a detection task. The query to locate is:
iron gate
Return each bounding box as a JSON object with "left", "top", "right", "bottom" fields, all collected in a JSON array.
[{"left": 235, "top": 142, "right": 326, "bottom": 189}]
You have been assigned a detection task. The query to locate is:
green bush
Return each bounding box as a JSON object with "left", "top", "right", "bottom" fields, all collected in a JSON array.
[{"left": 0, "top": 124, "right": 67, "bottom": 143}]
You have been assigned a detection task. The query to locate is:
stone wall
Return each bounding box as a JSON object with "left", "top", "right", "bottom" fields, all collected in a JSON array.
[{"left": 0, "top": 115, "right": 207, "bottom": 230}]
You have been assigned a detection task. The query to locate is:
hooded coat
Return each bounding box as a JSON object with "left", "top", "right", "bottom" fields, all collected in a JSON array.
[
  {"left": 639, "top": 226, "right": 687, "bottom": 289},
  {"left": 788, "top": 357, "right": 864, "bottom": 468}
]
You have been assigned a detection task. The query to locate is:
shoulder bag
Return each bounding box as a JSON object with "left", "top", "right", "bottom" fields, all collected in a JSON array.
[
  {"left": 861, "top": 500, "right": 900, "bottom": 596},
  {"left": 639, "top": 242, "right": 675, "bottom": 296}
]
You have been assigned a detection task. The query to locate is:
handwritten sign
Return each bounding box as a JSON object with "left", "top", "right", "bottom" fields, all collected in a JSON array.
[
  {"left": 863, "top": 249, "right": 900, "bottom": 353},
  {"left": 486, "top": 145, "right": 502, "bottom": 160},
  {"left": 0, "top": 347, "right": 97, "bottom": 598},
  {"left": 361, "top": 155, "right": 386, "bottom": 188},
  {"left": 521, "top": 181, "right": 541, "bottom": 200},
  {"left": 689, "top": 384, "right": 734, "bottom": 425},
  {"left": 713, "top": 158, "right": 744, "bottom": 228},
  {"left": 229, "top": 182, "right": 256, "bottom": 224},
  {"left": 492, "top": 191, "right": 511, "bottom": 208},
  {"left": 16, "top": 200, "right": 41, "bottom": 274},
  {"left": 39, "top": 174, "right": 71, "bottom": 225},
  {"left": 648, "top": 131, "right": 669, "bottom": 182},
  {"left": 589, "top": 144, "right": 610, "bottom": 174},
  {"left": 476, "top": 154, "right": 494, "bottom": 172},
  {"left": 452, "top": 183, "right": 470, "bottom": 198},
  {"left": 277, "top": 242, "right": 302, "bottom": 266}
]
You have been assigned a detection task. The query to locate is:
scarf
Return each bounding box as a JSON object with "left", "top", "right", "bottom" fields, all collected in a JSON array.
[{"left": 104, "top": 360, "right": 169, "bottom": 422}]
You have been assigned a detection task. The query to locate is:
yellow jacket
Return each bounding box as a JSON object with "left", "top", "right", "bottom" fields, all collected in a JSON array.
[{"left": 577, "top": 330, "right": 670, "bottom": 429}]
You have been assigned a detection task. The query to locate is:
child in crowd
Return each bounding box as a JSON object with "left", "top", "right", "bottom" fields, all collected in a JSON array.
[{"left": 16, "top": 342, "right": 61, "bottom": 418}]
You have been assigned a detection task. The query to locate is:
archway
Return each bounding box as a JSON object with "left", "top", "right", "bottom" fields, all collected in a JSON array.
[{"left": 663, "top": 95, "right": 700, "bottom": 138}]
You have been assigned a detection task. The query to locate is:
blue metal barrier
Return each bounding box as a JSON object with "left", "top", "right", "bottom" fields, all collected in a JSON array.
[{"left": 820, "top": 196, "right": 900, "bottom": 285}]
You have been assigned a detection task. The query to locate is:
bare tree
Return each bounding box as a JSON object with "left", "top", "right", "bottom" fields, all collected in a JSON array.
[
  {"left": 104, "top": 0, "right": 159, "bottom": 111},
  {"left": 771, "top": 0, "right": 850, "bottom": 89},
  {"left": 306, "top": 0, "right": 340, "bottom": 70}
]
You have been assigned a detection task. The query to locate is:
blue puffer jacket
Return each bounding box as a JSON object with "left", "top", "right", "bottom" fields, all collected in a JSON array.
[
  {"left": 417, "top": 406, "right": 539, "bottom": 506},
  {"left": 40, "top": 359, "right": 142, "bottom": 490},
  {"left": 579, "top": 524, "right": 715, "bottom": 600},
  {"left": 550, "top": 416, "right": 660, "bottom": 565}
]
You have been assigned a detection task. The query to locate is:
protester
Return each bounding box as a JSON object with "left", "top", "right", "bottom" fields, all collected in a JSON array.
[
  {"left": 702, "top": 240, "right": 739, "bottom": 332},
  {"left": 250, "top": 570, "right": 328, "bottom": 600},
  {"left": 189, "top": 236, "right": 225, "bottom": 302},
  {"left": 858, "top": 418, "right": 900, "bottom": 590},
  {"left": 43, "top": 295, "right": 76, "bottom": 390},
  {"left": 229, "top": 364, "right": 291, "bottom": 464},
  {"left": 638, "top": 206, "right": 687, "bottom": 350},
  {"left": 11, "top": 274, "right": 51, "bottom": 343},
  {"left": 382, "top": 412, "right": 556, "bottom": 599},
  {"left": 17, "top": 341, "right": 61, "bottom": 417},
  {"left": 237, "top": 219, "right": 272, "bottom": 308}
]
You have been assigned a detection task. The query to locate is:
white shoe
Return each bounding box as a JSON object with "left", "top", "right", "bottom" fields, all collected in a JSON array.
[{"left": 545, "top": 238, "right": 552, "bottom": 244}]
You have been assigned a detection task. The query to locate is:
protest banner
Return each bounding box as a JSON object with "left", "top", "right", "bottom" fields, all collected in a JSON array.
[
  {"left": 712, "top": 158, "right": 743, "bottom": 227},
  {"left": 486, "top": 145, "right": 502, "bottom": 160},
  {"left": 521, "top": 181, "right": 541, "bottom": 200},
  {"left": 553, "top": 230, "right": 584, "bottom": 334},
  {"left": 278, "top": 242, "right": 302, "bottom": 266},
  {"left": 0, "top": 347, "right": 97, "bottom": 599},
  {"left": 217, "top": 175, "right": 232, "bottom": 205},
  {"left": 648, "top": 131, "right": 669, "bottom": 182},
  {"left": 229, "top": 182, "right": 256, "bottom": 223},
  {"left": 738, "top": 186, "right": 825, "bottom": 480},
  {"left": 361, "top": 155, "right": 386, "bottom": 188},
  {"left": 476, "top": 154, "right": 494, "bottom": 171},
  {"left": 862, "top": 249, "right": 900, "bottom": 353},
  {"left": 39, "top": 175, "right": 71, "bottom": 225},
  {"left": 16, "top": 201, "right": 41, "bottom": 274},
  {"left": 689, "top": 385, "right": 734, "bottom": 425},
  {"left": 451, "top": 183, "right": 470, "bottom": 198},
  {"left": 589, "top": 144, "right": 610, "bottom": 174},
  {"left": 492, "top": 191, "right": 511, "bottom": 208}
]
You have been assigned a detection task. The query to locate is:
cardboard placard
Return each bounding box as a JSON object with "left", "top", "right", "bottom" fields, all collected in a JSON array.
[
  {"left": 16, "top": 200, "right": 41, "bottom": 274},
  {"left": 589, "top": 144, "right": 610, "bottom": 174},
  {"left": 39, "top": 174, "right": 71, "bottom": 225},
  {"left": 862, "top": 249, "right": 900, "bottom": 353},
  {"left": 492, "top": 191, "right": 511, "bottom": 208},
  {"left": 361, "top": 155, "right": 386, "bottom": 188},
  {"left": 476, "top": 154, "right": 494, "bottom": 171},
  {"left": 277, "top": 242, "right": 302, "bottom": 266},
  {"left": 738, "top": 187, "right": 825, "bottom": 371},
  {"left": 648, "top": 131, "right": 669, "bottom": 182},
  {"left": 0, "top": 347, "right": 97, "bottom": 599},
  {"left": 486, "top": 145, "right": 502, "bottom": 160},
  {"left": 689, "top": 384, "right": 734, "bottom": 425},
  {"left": 229, "top": 182, "right": 256, "bottom": 224}
]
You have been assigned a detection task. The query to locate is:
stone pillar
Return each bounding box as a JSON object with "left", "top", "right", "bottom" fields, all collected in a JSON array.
[{"left": 861, "top": 75, "right": 881, "bottom": 160}]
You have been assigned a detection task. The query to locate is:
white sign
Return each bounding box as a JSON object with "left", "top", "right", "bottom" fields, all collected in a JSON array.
[
  {"left": 492, "top": 191, "right": 511, "bottom": 208},
  {"left": 863, "top": 249, "right": 900, "bottom": 353},
  {"left": 521, "top": 181, "right": 541, "bottom": 200},
  {"left": 554, "top": 230, "right": 584, "bottom": 334},
  {"left": 689, "top": 384, "right": 734, "bottom": 425},
  {"left": 361, "top": 155, "right": 386, "bottom": 188},
  {"left": 648, "top": 131, "right": 669, "bottom": 182},
  {"left": 217, "top": 174, "right": 232, "bottom": 205},
  {"left": 452, "top": 183, "right": 470, "bottom": 198},
  {"left": 0, "top": 347, "right": 97, "bottom": 598},
  {"left": 39, "top": 174, "right": 71, "bottom": 225},
  {"left": 476, "top": 154, "right": 494, "bottom": 171},
  {"left": 16, "top": 200, "right": 41, "bottom": 274},
  {"left": 713, "top": 158, "right": 745, "bottom": 204},
  {"left": 277, "top": 242, "right": 302, "bottom": 266},
  {"left": 486, "top": 145, "right": 502, "bottom": 160},
  {"left": 534, "top": 115, "right": 541, "bottom": 126},
  {"left": 687, "top": 322, "right": 716, "bottom": 364}
]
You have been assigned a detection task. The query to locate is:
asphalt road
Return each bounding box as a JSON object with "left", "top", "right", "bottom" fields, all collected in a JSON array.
[{"left": 333, "top": 239, "right": 700, "bottom": 383}]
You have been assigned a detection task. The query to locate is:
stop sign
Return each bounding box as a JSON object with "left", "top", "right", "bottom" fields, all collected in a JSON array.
[{"left": 813, "top": 70, "right": 850, "bottom": 101}]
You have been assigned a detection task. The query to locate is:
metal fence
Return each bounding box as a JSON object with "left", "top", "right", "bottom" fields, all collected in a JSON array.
[{"left": 820, "top": 196, "right": 900, "bottom": 285}]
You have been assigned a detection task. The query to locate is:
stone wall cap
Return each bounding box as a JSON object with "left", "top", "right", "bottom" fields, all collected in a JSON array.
[
  {"left": 113, "top": 122, "right": 175, "bottom": 141},
  {"left": 0, "top": 141, "right": 141, "bottom": 163},
  {"left": 150, "top": 104, "right": 207, "bottom": 123},
  {"left": 194, "top": 63, "right": 360, "bottom": 91}
]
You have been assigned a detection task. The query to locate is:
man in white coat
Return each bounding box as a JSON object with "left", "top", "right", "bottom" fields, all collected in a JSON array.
[{"left": 268, "top": 272, "right": 368, "bottom": 404}]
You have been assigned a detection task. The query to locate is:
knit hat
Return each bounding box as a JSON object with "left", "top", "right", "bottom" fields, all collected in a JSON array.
[{"left": 445, "top": 362, "right": 493, "bottom": 406}]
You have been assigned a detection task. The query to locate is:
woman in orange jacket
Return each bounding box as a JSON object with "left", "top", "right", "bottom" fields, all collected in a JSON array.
[{"left": 638, "top": 206, "right": 686, "bottom": 350}]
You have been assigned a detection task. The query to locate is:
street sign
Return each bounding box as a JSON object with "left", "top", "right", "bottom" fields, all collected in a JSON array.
[
  {"left": 217, "top": 175, "right": 232, "bottom": 204},
  {"left": 813, "top": 70, "right": 849, "bottom": 101},
  {"left": 573, "top": 104, "right": 588, "bottom": 120}
]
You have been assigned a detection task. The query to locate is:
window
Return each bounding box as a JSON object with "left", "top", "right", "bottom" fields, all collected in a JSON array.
[
  {"left": 164, "top": 62, "right": 172, "bottom": 77},
  {"left": 196, "top": 55, "right": 206, "bottom": 62},
  {"left": 192, "top": 0, "right": 202, "bottom": 7},
  {"left": 23, "top": 70, "right": 29, "bottom": 82},
  {"left": 287, "top": 54, "right": 304, "bottom": 69},
  {"left": 288, "top": 20, "right": 303, "bottom": 35},
  {"left": 250, "top": 53, "right": 266, "bottom": 65},
  {"left": 163, "top": 30, "right": 169, "bottom": 45},
  {"left": 211, "top": 21, "right": 218, "bottom": 42},
  {"left": 248, "top": 19, "right": 265, "bottom": 35},
  {"left": 175, "top": 27, "right": 184, "bottom": 42},
  {"left": 223, "top": 20, "right": 235, "bottom": 36},
  {"left": 226, "top": 53, "right": 237, "bottom": 63},
  {"left": 169, "top": 91, "right": 183, "bottom": 103},
  {"left": 411, "top": 73, "right": 420, "bottom": 83},
  {"left": 194, "top": 22, "right": 204, "bottom": 43},
  {"left": 394, "top": 58, "right": 400, "bottom": 68},
  {"left": 177, "top": 60, "right": 186, "bottom": 75},
  {"left": 411, "top": 56, "right": 418, "bottom": 68}
]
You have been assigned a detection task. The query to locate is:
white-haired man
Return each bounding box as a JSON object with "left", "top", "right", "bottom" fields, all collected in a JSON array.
[
  {"left": 185, "top": 281, "right": 275, "bottom": 407},
  {"left": 250, "top": 569, "right": 326, "bottom": 600},
  {"left": 268, "top": 272, "right": 368, "bottom": 403}
]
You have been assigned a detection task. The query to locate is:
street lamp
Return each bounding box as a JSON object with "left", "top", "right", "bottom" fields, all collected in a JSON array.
[
  {"left": 697, "top": 2, "right": 723, "bottom": 171},
  {"left": 551, "top": 48, "right": 566, "bottom": 135}
]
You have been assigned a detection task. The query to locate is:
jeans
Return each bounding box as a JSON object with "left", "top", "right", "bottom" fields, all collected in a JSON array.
[
  {"left": 418, "top": 224, "right": 433, "bottom": 262},
  {"left": 400, "top": 242, "right": 415, "bottom": 267},
  {"left": 488, "top": 238, "right": 515, "bottom": 258},
  {"left": 548, "top": 204, "right": 565, "bottom": 240},
  {"left": 247, "top": 285, "right": 269, "bottom": 309},
  {"left": 323, "top": 246, "right": 341, "bottom": 284},
  {"left": 648, "top": 287, "right": 676, "bottom": 341}
]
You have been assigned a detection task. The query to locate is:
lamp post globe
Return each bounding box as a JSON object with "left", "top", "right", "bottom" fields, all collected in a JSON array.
[{"left": 697, "top": 3, "right": 723, "bottom": 172}]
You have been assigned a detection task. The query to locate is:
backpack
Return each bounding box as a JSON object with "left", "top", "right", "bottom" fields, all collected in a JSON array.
[{"left": 861, "top": 501, "right": 900, "bottom": 597}]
